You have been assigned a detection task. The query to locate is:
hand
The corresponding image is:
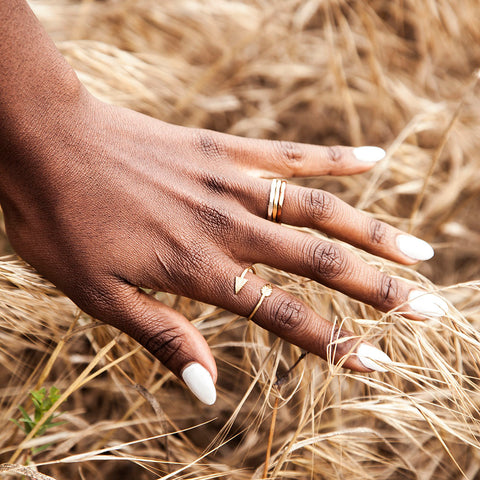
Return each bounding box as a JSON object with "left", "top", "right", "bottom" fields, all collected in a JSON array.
[{"left": 0, "top": 88, "right": 447, "bottom": 405}]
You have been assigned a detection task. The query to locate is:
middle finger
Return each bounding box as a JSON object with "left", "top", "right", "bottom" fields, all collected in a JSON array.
[
  {"left": 243, "top": 179, "right": 434, "bottom": 265},
  {"left": 238, "top": 215, "right": 448, "bottom": 320}
]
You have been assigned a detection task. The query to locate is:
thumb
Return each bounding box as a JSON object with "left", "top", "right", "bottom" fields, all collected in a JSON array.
[{"left": 94, "top": 283, "right": 217, "bottom": 405}]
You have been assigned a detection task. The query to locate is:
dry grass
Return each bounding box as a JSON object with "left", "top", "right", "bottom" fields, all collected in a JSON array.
[{"left": 1, "top": 0, "right": 480, "bottom": 478}]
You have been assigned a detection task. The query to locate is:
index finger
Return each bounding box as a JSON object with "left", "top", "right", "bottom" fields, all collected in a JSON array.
[{"left": 227, "top": 134, "right": 386, "bottom": 177}]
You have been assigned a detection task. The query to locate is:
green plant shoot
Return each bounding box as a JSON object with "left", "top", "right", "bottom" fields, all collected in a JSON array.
[{"left": 11, "top": 387, "right": 65, "bottom": 454}]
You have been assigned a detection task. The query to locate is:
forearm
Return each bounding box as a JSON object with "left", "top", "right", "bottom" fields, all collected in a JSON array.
[
  {"left": 0, "top": 0, "right": 87, "bottom": 211},
  {"left": 0, "top": 0, "right": 82, "bottom": 165}
]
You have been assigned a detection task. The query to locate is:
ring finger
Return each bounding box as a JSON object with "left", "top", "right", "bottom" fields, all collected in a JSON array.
[
  {"left": 236, "top": 214, "right": 448, "bottom": 320},
  {"left": 195, "top": 260, "right": 392, "bottom": 373}
]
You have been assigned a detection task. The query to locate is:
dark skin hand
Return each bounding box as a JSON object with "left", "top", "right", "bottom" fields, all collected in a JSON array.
[{"left": 1, "top": 1, "right": 447, "bottom": 405}]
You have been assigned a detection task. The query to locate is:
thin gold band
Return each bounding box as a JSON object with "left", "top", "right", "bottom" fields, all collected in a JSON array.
[
  {"left": 242, "top": 266, "right": 256, "bottom": 276},
  {"left": 248, "top": 284, "right": 274, "bottom": 320},
  {"left": 267, "top": 179, "right": 287, "bottom": 223},
  {"left": 275, "top": 180, "right": 287, "bottom": 223},
  {"left": 267, "top": 179, "right": 279, "bottom": 221},
  {"left": 272, "top": 179, "right": 281, "bottom": 221}
]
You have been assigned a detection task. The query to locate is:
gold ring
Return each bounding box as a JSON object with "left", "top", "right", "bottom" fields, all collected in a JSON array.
[
  {"left": 267, "top": 179, "right": 287, "bottom": 223},
  {"left": 275, "top": 179, "right": 287, "bottom": 223},
  {"left": 248, "top": 284, "right": 274, "bottom": 320},
  {"left": 234, "top": 266, "right": 256, "bottom": 294}
]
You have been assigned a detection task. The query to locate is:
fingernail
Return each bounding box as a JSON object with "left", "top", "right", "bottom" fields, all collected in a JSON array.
[
  {"left": 181, "top": 363, "right": 216, "bottom": 405},
  {"left": 353, "top": 146, "right": 386, "bottom": 163},
  {"left": 408, "top": 290, "right": 449, "bottom": 317},
  {"left": 357, "top": 343, "right": 392, "bottom": 372},
  {"left": 396, "top": 234, "right": 434, "bottom": 261}
]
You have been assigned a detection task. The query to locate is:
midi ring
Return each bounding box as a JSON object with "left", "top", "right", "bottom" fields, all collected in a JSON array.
[
  {"left": 248, "top": 284, "right": 274, "bottom": 320},
  {"left": 234, "top": 266, "right": 256, "bottom": 294},
  {"left": 267, "top": 179, "right": 287, "bottom": 223}
]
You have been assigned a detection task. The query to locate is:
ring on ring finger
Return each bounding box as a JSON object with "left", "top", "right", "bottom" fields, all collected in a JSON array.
[{"left": 248, "top": 283, "right": 274, "bottom": 320}]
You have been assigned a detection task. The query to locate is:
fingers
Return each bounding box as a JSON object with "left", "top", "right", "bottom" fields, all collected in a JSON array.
[
  {"left": 246, "top": 181, "right": 434, "bottom": 265},
  {"left": 226, "top": 133, "right": 386, "bottom": 177},
  {"left": 201, "top": 263, "right": 392, "bottom": 373},
  {"left": 281, "top": 185, "right": 434, "bottom": 264},
  {"left": 85, "top": 281, "right": 217, "bottom": 405},
  {"left": 193, "top": 128, "right": 384, "bottom": 177},
  {"left": 241, "top": 218, "right": 448, "bottom": 321}
]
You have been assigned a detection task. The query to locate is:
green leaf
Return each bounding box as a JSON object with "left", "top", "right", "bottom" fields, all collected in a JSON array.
[
  {"left": 49, "top": 386, "right": 61, "bottom": 403},
  {"left": 34, "top": 408, "right": 42, "bottom": 424},
  {"left": 32, "top": 443, "right": 53, "bottom": 455},
  {"left": 12, "top": 385, "right": 66, "bottom": 457},
  {"left": 18, "top": 406, "right": 31, "bottom": 421},
  {"left": 10, "top": 418, "right": 26, "bottom": 434},
  {"left": 17, "top": 406, "right": 34, "bottom": 434},
  {"left": 30, "top": 388, "right": 45, "bottom": 408},
  {"left": 46, "top": 421, "right": 66, "bottom": 429}
]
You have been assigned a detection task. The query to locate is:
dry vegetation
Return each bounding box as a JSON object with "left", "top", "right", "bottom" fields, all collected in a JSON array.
[{"left": 1, "top": 0, "right": 480, "bottom": 478}]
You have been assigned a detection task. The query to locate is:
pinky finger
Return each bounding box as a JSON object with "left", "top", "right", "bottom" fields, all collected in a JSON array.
[{"left": 200, "top": 264, "right": 393, "bottom": 373}]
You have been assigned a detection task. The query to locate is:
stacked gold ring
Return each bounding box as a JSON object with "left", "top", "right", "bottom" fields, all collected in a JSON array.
[{"left": 267, "top": 179, "right": 287, "bottom": 223}]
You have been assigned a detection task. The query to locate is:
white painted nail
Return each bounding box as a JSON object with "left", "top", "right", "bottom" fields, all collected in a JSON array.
[
  {"left": 408, "top": 290, "right": 449, "bottom": 318},
  {"left": 396, "top": 234, "right": 434, "bottom": 261},
  {"left": 353, "top": 146, "right": 386, "bottom": 163},
  {"left": 357, "top": 343, "right": 393, "bottom": 372},
  {"left": 181, "top": 363, "right": 216, "bottom": 405}
]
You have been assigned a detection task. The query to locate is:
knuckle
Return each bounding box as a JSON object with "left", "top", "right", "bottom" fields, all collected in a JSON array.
[
  {"left": 269, "top": 296, "right": 305, "bottom": 332},
  {"left": 141, "top": 325, "right": 185, "bottom": 366},
  {"left": 325, "top": 145, "right": 342, "bottom": 164},
  {"left": 304, "top": 189, "right": 336, "bottom": 222},
  {"left": 196, "top": 200, "right": 234, "bottom": 232},
  {"left": 273, "top": 140, "right": 304, "bottom": 171},
  {"left": 377, "top": 274, "right": 399, "bottom": 309},
  {"left": 369, "top": 219, "right": 387, "bottom": 245},
  {"left": 310, "top": 242, "right": 347, "bottom": 280},
  {"left": 200, "top": 172, "right": 230, "bottom": 195},
  {"left": 168, "top": 247, "right": 214, "bottom": 295},
  {"left": 193, "top": 130, "right": 225, "bottom": 161},
  {"left": 69, "top": 277, "right": 118, "bottom": 316}
]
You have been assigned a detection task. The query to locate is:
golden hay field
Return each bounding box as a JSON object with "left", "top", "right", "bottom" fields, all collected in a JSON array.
[{"left": 1, "top": 0, "right": 480, "bottom": 478}]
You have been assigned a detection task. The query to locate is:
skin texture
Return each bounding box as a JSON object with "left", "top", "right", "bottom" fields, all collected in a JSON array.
[{"left": 1, "top": 0, "right": 428, "bottom": 386}]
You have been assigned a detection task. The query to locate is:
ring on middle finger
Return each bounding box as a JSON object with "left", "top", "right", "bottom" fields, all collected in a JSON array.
[{"left": 267, "top": 179, "right": 287, "bottom": 223}]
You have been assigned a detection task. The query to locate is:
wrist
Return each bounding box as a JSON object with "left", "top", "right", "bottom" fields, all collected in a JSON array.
[
  {"left": 0, "top": 67, "right": 86, "bottom": 154},
  {"left": 0, "top": 68, "right": 91, "bottom": 214},
  {"left": 0, "top": 0, "right": 88, "bottom": 171}
]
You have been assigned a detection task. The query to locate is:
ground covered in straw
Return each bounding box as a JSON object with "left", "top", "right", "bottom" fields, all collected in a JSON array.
[{"left": 1, "top": 1, "right": 480, "bottom": 479}]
